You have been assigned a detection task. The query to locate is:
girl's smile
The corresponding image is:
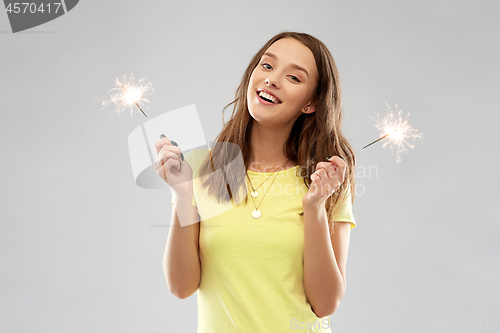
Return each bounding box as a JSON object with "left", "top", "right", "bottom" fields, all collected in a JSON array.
[{"left": 256, "top": 89, "right": 282, "bottom": 105}]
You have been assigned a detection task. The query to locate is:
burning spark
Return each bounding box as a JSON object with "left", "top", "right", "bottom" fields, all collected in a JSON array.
[
  {"left": 369, "top": 103, "right": 423, "bottom": 162},
  {"left": 99, "top": 73, "right": 154, "bottom": 117},
  {"left": 96, "top": 73, "right": 179, "bottom": 164}
]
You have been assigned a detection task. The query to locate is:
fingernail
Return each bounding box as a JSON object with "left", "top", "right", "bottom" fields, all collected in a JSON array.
[
  {"left": 326, "top": 156, "right": 332, "bottom": 160},
  {"left": 181, "top": 152, "right": 184, "bottom": 161},
  {"left": 171, "top": 140, "right": 178, "bottom": 146}
]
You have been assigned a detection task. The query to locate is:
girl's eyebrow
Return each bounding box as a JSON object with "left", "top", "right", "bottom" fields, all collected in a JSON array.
[{"left": 262, "top": 52, "right": 309, "bottom": 79}]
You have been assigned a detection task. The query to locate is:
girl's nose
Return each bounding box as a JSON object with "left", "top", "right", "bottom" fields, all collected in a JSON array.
[{"left": 265, "top": 77, "right": 279, "bottom": 88}]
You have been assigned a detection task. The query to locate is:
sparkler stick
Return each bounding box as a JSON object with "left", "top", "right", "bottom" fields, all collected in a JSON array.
[
  {"left": 360, "top": 130, "right": 397, "bottom": 150},
  {"left": 119, "top": 84, "right": 165, "bottom": 139},
  {"left": 342, "top": 130, "right": 397, "bottom": 160},
  {"left": 120, "top": 84, "right": 148, "bottom": 118},
  {"left": 99, "top": 73, "right": 184, "bottom": 171},
  {"left": 118, "top": 83, "right": 184, "bottom": 171}
]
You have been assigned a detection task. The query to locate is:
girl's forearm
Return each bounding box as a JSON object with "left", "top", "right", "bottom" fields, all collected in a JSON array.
[
  {"left": 303, "top": 204, "right": 345, "bottom": 317},
  {"left": 164, "top": 192, "right": 201, "bottom": 299}
]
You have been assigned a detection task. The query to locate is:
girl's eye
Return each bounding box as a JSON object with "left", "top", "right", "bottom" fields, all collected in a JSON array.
[
  {"left": 290, "top": 75, "right": 300, "bottom": 82},
  {"left": 262, "top": 63, "right": 272, "bottom": 70}
]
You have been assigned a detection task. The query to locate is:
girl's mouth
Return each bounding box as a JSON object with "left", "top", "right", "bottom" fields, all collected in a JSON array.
[{"left": 256, "top": 91, "right": 281, "bottom": 105}]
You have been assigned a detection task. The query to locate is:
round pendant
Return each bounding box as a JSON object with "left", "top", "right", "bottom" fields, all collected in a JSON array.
[
  {"left": 252, "top": 209, "right": 261, "bottom": 219},
  {"left": 251, "top": 191, "right": 258, "bottom": 198}
]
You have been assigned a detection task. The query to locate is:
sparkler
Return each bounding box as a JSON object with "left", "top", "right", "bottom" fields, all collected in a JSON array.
[
  {"left": 99, "top": 73, "right": 165, "bottom": 138},
  {"left": 99, "top": 73, "right": 184, "bottom": 170},
  {"left": 344, "top": 103, "right": 422, "bottom": 162},
  {"left": 99, "top": 73, "right": 154, "bottom": 117}
]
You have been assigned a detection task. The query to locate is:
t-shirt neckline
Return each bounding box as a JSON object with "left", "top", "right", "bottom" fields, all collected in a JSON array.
[{"left": 246, "top": 165, "right": 300, "bottom": 176}]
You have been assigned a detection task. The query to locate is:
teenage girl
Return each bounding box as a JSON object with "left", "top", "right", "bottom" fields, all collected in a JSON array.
[{"left": 155, "top": 31, "right": 356, "bottom": 333}]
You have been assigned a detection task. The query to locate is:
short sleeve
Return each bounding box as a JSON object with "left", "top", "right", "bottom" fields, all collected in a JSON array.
[{"left": 331, "top": 187, "right": 356, "bottom": 229}]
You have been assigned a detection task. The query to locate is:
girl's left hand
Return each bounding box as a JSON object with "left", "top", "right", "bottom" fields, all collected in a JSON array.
[{"left": 302, "top": 156, "right": 347, "bottom": 209}]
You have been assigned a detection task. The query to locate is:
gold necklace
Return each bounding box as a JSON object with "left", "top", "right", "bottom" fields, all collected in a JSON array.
[
  {"left": 246, "top": 160, "right": 290, "bottom": 198},
  {"left": 246, "top": 159, "right": 290, "bottom": 219}
]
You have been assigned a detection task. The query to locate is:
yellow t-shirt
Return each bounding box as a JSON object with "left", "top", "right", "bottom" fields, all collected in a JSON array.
[{"left": 171, "top": 148, "right": 356, "bottom": 332}]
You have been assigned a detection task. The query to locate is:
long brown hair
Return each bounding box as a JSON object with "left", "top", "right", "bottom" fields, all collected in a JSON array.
[{"left": 196, "top": 31, "right": 356, "bottom": 235}]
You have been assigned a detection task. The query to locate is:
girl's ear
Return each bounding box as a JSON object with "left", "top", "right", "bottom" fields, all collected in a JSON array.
[
  {"left": 305, "top": 105, "right": 316, "bottom": 114},
  {"left": 304, "top": 99, "right": 317, "bottom": 114}
]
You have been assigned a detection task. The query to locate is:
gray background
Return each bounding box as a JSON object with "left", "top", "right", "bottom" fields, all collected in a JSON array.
[{"left": 1, "top": 0, "right": 499, "bottom": 332}]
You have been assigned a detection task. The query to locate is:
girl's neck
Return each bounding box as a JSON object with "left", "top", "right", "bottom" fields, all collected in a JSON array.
[{"left": 248, "top": 123, "right": 296, "bottom": 172}]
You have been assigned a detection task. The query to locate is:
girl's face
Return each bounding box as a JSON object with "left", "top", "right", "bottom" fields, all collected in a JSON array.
[{"left": 247, "top": 38, "right": 319, "bottom": 125}]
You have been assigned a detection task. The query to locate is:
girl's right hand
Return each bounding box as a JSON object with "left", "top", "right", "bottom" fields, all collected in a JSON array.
[{"left": 154, "top": 137, "right": 193, "bottom": 195}]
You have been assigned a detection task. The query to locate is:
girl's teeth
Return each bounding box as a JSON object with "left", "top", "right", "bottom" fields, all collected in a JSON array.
[{"left": 258, "top": 91, "right": 279, "bottom": 104}]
